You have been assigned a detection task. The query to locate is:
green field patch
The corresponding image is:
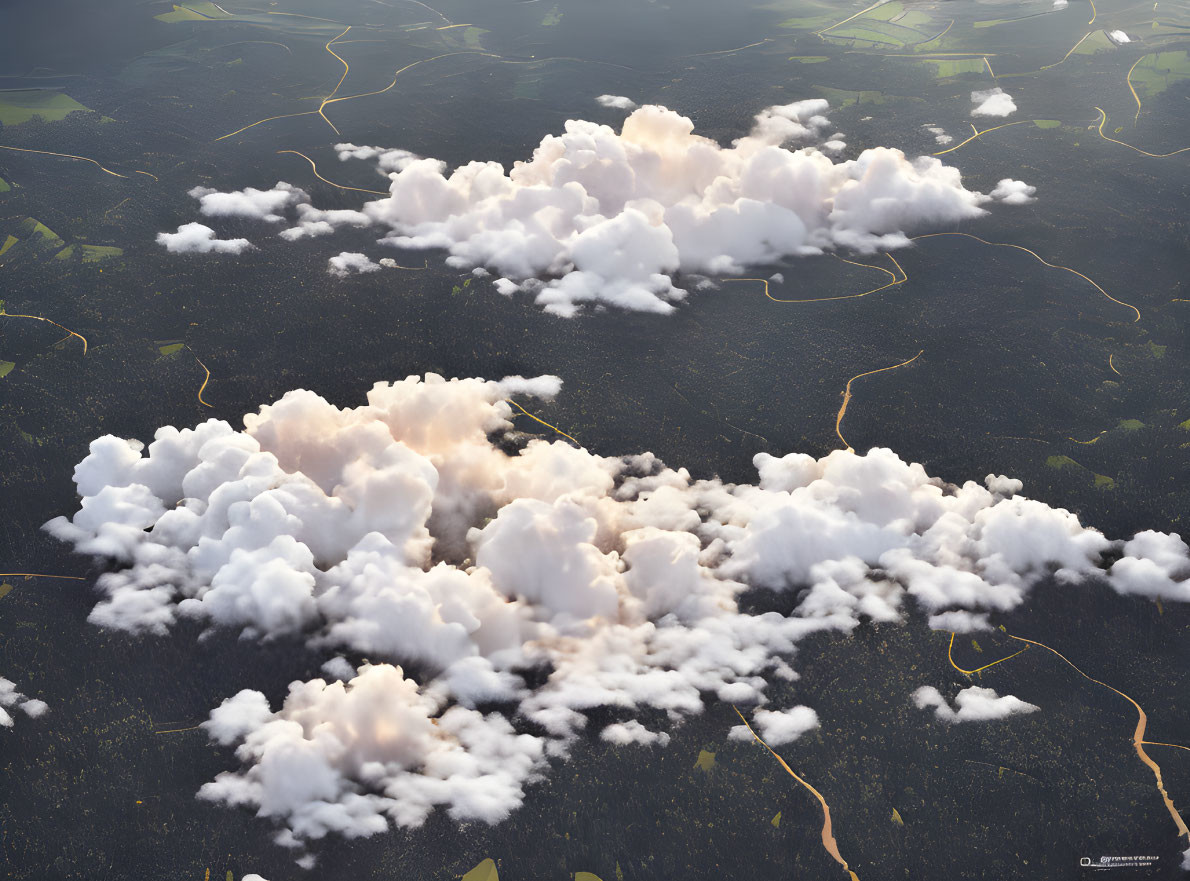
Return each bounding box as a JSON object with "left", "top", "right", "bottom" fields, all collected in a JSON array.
[
  {"left": 1130, "top": 51, "right": 1190, "bottom": 99},
  {"left": 694, "top": 748, "right": 717, "bottom": 772},
  {"left": 81, "top": 244, "right": 123, "bottom": 262},
  {"left": 815, "top": 85, "right": 887, "bottom": 107},
  {"left": 790, "top": 55, "right": 830, "bottom": 63},
  {"left": 0, "top": 177, "right": 10, "bottom": 193},
  {"left": 0, "top": 361, "right": 14, "bottom": 379},
  {"left": 0, "top": 90, "right": 91, "bottom": 126},
  {"left": 1144, "top": 341, "right": 1167, "bottom": 359},
  {"left": 974, "top": 11, "right": 1057, "bottom": 29},
  {"left": 1046, "top": 454, "right": 1114, "bottom": 489},
  {"left": 17, "top": 217, "right": 64, "bottom": 249},
  {"left": 820, "top": 1, "right": 939, "bottom": 47},
  {"left": 1073, "top": 30, "right": 1117, "bottom": 56},
  {"left": 462, "top": 26, "right": 489, "bottom": 49},
  {"left": 866, "top": 1, "right": 905, "bottom": 22},
  {"left": 1117, "top": 419, "right": 1145, "bottom": 432},
  {"left": 777, "top": 6, "right": 840, "bottom": 30},
  {"left": 1177, "top": 418, "right": 1190, "bottom": 431},
  {"left": 155, "top": 2, "right": 234, "bottom": 22},
  {"left": 918, "top": 57, "right": 985, "bottom": 77},
  {"left": 461, "top": 859, "right": 499, "bottom": 881},
  {"left": 542, "top": 5, "right": 562, "bottom": 26},
  {"left": 1032, "top": 119, "right": 1061, "bottom": 129},
  {"left": 3, "top": 218, "right": 119, "bottom": 264},
  {"left": 157, "top": 341, "right": 185, "bottom": 356}
]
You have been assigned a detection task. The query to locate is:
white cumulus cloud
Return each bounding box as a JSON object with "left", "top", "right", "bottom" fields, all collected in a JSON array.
[
  {"left": 43, "top": 373, "right": 1185, "bottom": 848},
  {"left": 971, "top": 88, "right": 1017, "bottom": 118},
  {"left": 167, "top": 101, "right": 1034, "bottom": 317},
  {"left": 328, "top": 251, "right": 382, "bottom": 278},
  {"left": 925, "top": 125, "right": 952, "bottom": 146},
  {"left": 596, "top": 95, "right": 637, "bottom": 110},
  {"left": 0, "top": 677, "right": 49, "bottom": 728},
  {"left": 156, "top": 223, "right": 253, "bottom": 255},
  {"left": 912, "top": 685, "right": 1038, "bottom": 723},
  {"left": 730, "top": 705, "right": 819, "bottom": 746},
  {"left": 189, "top": 182, "right": 308, "bottom": 223},
  {"left": 989, "top": 179, "right": 1037, "bottom": 205}
]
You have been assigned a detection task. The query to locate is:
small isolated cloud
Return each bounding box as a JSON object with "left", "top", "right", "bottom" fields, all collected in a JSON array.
[
  {"left": 601, "top": 720, "right": 671, "bottom": 747},
  {"left": 730, "top": 706, "right": 819, "bottom": 746},
  {"left": 913, "top": 685, "right": 1038, "bottom": 723},
  {"left": 971, "top": 88, "right": 1017, "bottom": 118},
  {"left": 328, "top": 251, "right": 381, "bottom": 277},
  {"left": 189, "top": 182, "right": 307, "bottom": 223},
  {"left": 1109, "top": 30, "right": 1130, "bottom": 43},
  {"left": 925, "top": 125, "right": 952, "bottom": 146},
  {"left": 927, "top": 610, "right": 990, "bottom": 633},
  {"left": 334, "top": 143, "right": 419, "bottom": 173},
  {"left": 0, "top": 677, "right": 48, "bottom": 728},
  {"left": 1053, "top": 0, "right": 1068, "bottom": 8},
  {"left": 156, "top": 223, "right": 253, "bottom": 255},
  {"left": 989, "top": 179, "right": 1037, "bottom": 205},
  {"left": 596, "top": 94, "right": 637, "bottom": 110}
]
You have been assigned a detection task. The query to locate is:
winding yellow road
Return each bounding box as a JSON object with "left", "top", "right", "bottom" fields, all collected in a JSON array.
[
  {"left": 733, "top": 706, "right": 860, "bottom": 880},
  {"left": 276, "top": 149, "right": 389, "bottom": 195},
  {"left": 1006, "top": 633, "right": 1190, "bottom": 850},
  {"left": 1095, "top": 107, "right": 1190, "bottom": 158},
  {"left": 817, "top": 0, "right": 888, "bottom": 37},
  {"left": 191, "top": 352, "right": 213, "bottom": 408},
  {"left": 910, "top": 232, "right": 1141, "bottom": 322},
  {"left": 722, "top": 253, "right": 907, "bottom": 304},
  {"left": 947, "top": 632, "right": 1029, "bottom": 676},
  {"left": 1127, "top": 56, "right": 1144, "bottom": 123},
  {"left": 1144, "top": 741, "right": 1190, "bottom": 754},
  {"left": 1, "top": 311, "right": 88, "bottom": 354},
  {"left": 931, "top": 119, "right": 1032, "bottom": 156},
  {"left": 506, "top": 399, "right": 581, "bottom": 446},
  {"left": 0, "top": 573, "right": 86, "bottom": 580},
  {"left": 0, "top": 143, "right": 134, "bottom": 179},
  {"left": 316, "top": 26, "right": 353, "bottom": 136},
  {"left": 835, "top": 350, "right": 923, "bottom": 452}
]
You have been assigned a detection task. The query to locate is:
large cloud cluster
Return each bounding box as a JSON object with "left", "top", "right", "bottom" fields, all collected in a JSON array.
[
  {"left": 160, "top": 100, "right": 1034, "bottom": 316},
  {"left": 45, "top": 375, "right": 1189, "bottom": 846},
  {"left": 0, "top": 677, "right": 49, "bottom": 728}
]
